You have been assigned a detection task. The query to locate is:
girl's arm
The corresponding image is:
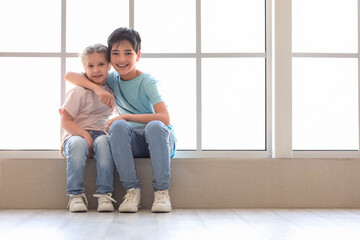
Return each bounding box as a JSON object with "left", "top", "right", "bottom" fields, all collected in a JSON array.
[
  {"left": 64, "top": 72, "right": 114, "bottom": 108},
  {"left": 105, "top": 102, "right": 170, "bottom": 132},
  {"left": 61, "top": 109, "right": 93, "bottom": 157}
]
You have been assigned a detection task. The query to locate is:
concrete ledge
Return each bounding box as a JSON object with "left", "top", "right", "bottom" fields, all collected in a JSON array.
[{"left": 1, "top": 158, "right": 360, "bottom": 209}]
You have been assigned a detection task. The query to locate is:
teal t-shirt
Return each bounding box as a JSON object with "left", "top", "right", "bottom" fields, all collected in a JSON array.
[{"left": 105, "top": 71, "right": 163, "bottom": 128}]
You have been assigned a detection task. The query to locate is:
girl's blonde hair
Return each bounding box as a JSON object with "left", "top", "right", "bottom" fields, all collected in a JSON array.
[{"left": 80, "top": 43, "right": 108, "bottom": 65}]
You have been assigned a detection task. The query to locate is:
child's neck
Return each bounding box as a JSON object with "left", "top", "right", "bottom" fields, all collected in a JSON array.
[
  {"left": 89, "top": 79, "right": 106, "bottom": 86},
  {"left": 120, "top": 69, "right": 142, "bottom": 81}
]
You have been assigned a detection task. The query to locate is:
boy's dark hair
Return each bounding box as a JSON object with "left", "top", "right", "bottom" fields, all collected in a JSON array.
[{"left": 107, "top": 27, "right": 141, "bottom": 61}]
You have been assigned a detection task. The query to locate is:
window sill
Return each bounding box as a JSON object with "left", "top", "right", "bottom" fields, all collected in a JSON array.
[{"left": 1, "top": 150, "right": 360, "bottom": 159}]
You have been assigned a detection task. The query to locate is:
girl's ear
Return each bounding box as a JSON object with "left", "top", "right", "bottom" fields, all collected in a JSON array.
[{"left": 136, "top": 51, "right": 141, "bottom": 62}]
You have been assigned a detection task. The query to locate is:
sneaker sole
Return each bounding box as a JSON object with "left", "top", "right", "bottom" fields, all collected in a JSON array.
[
  {"left": 70, "top": 208, "right": 88, "bottom": 213},
  {"left": 151, "top": 206, "right": 172, "bottom": 213},
  {"left": 97, "top": 207, "right": 114, "bottom": 212},
  {"left": 118, "top": 205, "right": 140, "bottom": 213}
]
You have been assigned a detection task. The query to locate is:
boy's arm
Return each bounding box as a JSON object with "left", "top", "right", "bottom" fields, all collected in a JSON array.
[
  {"left": 61, "top": 109, "right": 94, "bottom": 157},
  {"left": 64, "top": 72, "right": 114, "bottom": 108},
  {"left": 105, "top": 102, "right": 170, "bottom": 132}
]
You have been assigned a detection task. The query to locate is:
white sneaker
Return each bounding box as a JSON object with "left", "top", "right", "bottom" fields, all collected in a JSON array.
[
  {"left": 118, "top": 188, "right": 141, "bottom": 213},
  {"left": 67, "top": 193, "right": 88, "bottom": 212},
  {"left": 93, "top": 193, "right": 116, "bottom": 212},
  {"left": 151, "top": 190, "right": 172, "bottom": 213}
]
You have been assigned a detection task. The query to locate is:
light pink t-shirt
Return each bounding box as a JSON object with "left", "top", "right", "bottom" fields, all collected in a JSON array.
[{"left": 60, "top": 85, "right": 114, "bottom": 153}]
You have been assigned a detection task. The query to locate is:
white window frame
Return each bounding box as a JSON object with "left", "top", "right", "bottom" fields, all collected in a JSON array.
[
  {"left": 290, "top": 0, "right": 360, "bottom": 158},
  {"left": 10, "top": 0, "right": 359, "bottom": 159}
]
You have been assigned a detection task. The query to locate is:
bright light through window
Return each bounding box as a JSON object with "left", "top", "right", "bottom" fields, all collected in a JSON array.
[
  {"left": 201, "top": 0, "right": 265, "bottom": 53},
  {"left": 135, "top": 0, "right": 196, "bottom": 53},
  {"left": 138, "top": 59, "right": 197, "bottom": 150},
  {"left": 202, "top": 58, "right": 266, "bottom": 150},
  {"left": 293, "top": 0, "right": 357, "bottom": 53},
  {"left": 0, "top": 1, "right": 268, "bottom": 152},
  {"left": 0, "top": 0, "right": 61, "bottom": 52},
  {"left": 293, "top": 58, "right": 359, "bottom": 150},
  {"left": 0, "top": 58, "right": 61, "bottom": 149},
  {"left": 66, "top": 0, "right": 129, "bottom": 53}
]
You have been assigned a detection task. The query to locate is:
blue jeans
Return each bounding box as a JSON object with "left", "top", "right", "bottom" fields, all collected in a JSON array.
[
  {"left": 63, "top": 131, "right": 114, "bottom": 195},
  {"left": 109, "top": 120, "right": 176, "bottom": 191}
]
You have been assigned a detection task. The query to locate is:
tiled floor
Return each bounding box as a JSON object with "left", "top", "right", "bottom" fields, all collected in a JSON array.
[{"left": 1, "top": 209, "right": 360, "bottom": 240}]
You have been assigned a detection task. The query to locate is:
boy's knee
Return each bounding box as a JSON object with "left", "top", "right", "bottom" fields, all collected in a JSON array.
[
  {"left": 109, "top": 120, "right": 130, "bottom": 135},
  {"left": 145, "top": 121, "right": 168, "bottom": 137}
]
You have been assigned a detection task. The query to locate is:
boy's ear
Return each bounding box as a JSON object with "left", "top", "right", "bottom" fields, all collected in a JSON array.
[
  {"left": 136, "top": 51, "right": 141, "bottom": 62},
  {"left": 107, "top": 63, "right": 111, "bottom": 71}
]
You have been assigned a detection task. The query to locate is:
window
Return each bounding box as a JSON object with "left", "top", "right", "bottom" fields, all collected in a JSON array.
[
  {"left": 0, "top": 0, "right": 269, "bottom": 155},
  {"left": 292, "top": 0, "right": 359, "bottom": 151}
]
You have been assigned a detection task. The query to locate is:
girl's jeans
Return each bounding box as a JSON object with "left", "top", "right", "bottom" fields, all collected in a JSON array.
[
  {"left": 63, "top": 131, "right": 114, "bottom": 196},
  {"left": 109, "top": 120, "right": 176, "bottom": 191}
]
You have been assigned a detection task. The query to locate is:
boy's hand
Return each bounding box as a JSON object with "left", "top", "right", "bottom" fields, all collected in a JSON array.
[
  {"left": 105, "top": 115, "right": 127, "bottom": 133},
  {"left": 94, "top": 86, "right": 114, "bottom": 108},
  {"left": 83, "top": 132, "right": 94, "bottom": 158}
]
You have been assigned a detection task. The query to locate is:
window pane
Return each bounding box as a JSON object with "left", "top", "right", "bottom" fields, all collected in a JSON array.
[
  {"left": 202, "top": 58, "right": 266, "bottom": 150},
  {"left": 137, "top": 59, "right": 196, "bottom": 150},
  {"left": 0, "top": 58, "right": 61, "bottom": 149},
  {"left": 201, "top": 0, "right": 265, "bottom": 53},
  {"left": 66, "top": 57, "right": 84, "bottom": 92},
  {"left": 293, "top": 58, "right": 359, "bottom": 150},
  {"left": 0, "top": 0, "right": 61, "bottom": 52},
  {"left": 293, "top": 0, "right": 357, "bottom": 53},
  {"left": 135, "top": 0, "right": 196, "bottom": 53},
  {"left": 67, "top": 0, "right": 129, "bottom": 52}
]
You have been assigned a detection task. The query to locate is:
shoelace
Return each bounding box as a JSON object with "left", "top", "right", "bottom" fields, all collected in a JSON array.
[
  {"left": 154, "top": 190, "right": 168, "bottom": 204},
  {"left": 67, "top": 193, "right": 88, "bottom": 208},
  {"left": 123, "top": 189, "right": 138, "bottom": 203},
  {"left": 93, "top": 193, "right": 117, "bottom": 204}
]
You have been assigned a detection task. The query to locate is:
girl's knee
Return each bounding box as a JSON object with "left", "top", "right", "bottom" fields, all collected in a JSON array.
[
  {"left": 94, "top": 135, "right": 110, "bottom": 148},
  {"left": 65, "top": 137, "right": 88, "bottom": 168},
  {"left": 66, "top": 136, "right": 88, "bottom": 154}
]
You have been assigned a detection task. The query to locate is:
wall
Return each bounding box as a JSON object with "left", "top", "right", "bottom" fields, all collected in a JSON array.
[{"left": 1, "top": 157, "right": 360, "bottom": 209}]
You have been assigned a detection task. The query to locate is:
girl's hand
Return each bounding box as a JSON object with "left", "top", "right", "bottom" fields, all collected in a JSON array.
[
  {"left": 83, "top": 132, "right": 94, "bottom": 158},
  {"left": 105, "top": 115, "right": 127, "bottom": 133}
]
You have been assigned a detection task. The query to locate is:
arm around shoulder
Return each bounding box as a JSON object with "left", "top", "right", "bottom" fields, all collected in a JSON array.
[
  {"left": 64, "top": 71, "right": 114, "bottom": 108},
  {"left": 64, "top": 72, "right": 97, "bottom": 91}
]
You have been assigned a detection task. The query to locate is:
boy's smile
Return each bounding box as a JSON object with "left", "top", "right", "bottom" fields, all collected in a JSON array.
[{"left": 110, "top": 40, "right": 141, "bottom": 81}]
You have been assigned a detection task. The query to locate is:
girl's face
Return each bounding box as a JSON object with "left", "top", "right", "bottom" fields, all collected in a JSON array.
[
  {"left": 83, "top": 53, "right": 110, "bottom": 85},
  {"left": 110, "top": 40, "right": 141, "bottom": 81}
]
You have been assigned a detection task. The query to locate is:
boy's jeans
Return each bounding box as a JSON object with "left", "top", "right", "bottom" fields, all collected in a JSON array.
[
  {"left": 63, "top": 131, "right": 114, "bottom": 196},
  {"left": 109, "top": 120, "right": 176, "bottom": 191}
]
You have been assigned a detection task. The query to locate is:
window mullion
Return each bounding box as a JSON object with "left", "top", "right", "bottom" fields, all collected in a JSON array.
[
  {"left": 358, "top": 0, "right": 360, "bottom": 151},
  {"left": 129, "top": 0, "right": 134, "bottom": 28},
  {"left": 274, "top": 0, "right": 293, "bottom": 157},
  {"left": 60, "top": 0, "right": 66, "bottom": 141},
  {"left": 196, "top": 0, "right": 202, "bottom": 151}
]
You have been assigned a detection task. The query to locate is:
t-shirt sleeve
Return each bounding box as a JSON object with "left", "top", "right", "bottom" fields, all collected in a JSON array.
[
  {"left": 144, "top": 77, "right": 163, "bottom": 106},
  {"left": 60, "top": 87, "right": 84, "bottom": 119},
  {"left": 105, "top": 71, "right": 118, "bottom": 90}
]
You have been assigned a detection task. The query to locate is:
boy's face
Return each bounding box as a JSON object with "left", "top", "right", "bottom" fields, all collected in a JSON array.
[
  {"left": 83, "top": 53, "right": 110, "bottom": 85},
  {"left": 110, "top": 40, "right": 141, "bottom": 81}
]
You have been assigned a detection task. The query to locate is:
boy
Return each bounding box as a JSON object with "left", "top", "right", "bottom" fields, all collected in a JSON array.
[
  {"left": 65, "top": 27, "right": 176, "bottom": 213},
  {"left": 61, "top": 43, "right": 116, "bottom": 212}
]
